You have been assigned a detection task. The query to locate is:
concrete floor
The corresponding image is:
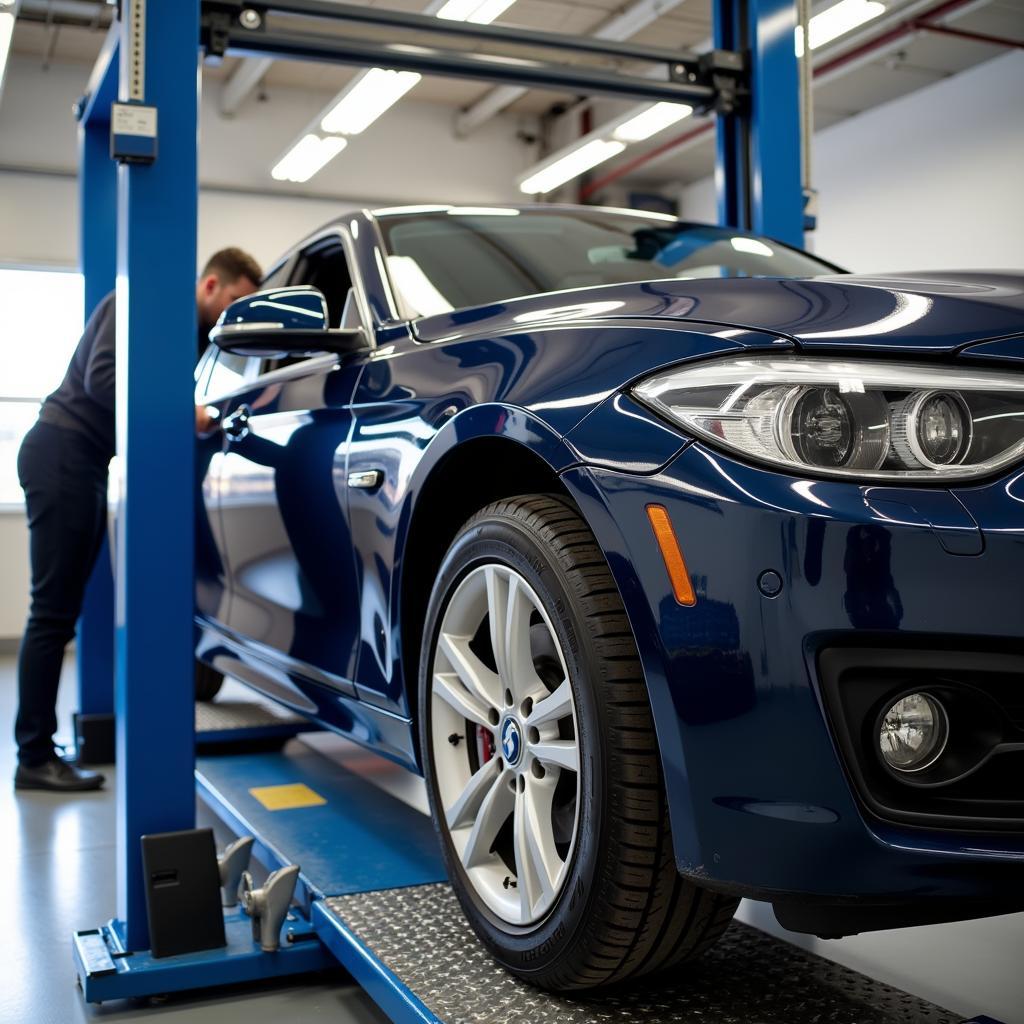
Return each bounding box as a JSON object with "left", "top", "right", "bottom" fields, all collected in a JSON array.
[{"left": 0, "top": 654, "right": 389, "bottom": 1024}]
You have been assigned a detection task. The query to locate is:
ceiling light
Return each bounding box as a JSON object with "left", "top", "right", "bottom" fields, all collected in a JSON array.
[
  {"left": 320, "top": 68, "right": 422, "bottom": 135},
  {"left": 436, "top": 0, "right": 517, "bottom": 25},
  {"left": 613, "top": 102, "right": 694, "bottom": 142},
  {"left": 796, "top": 0, "right": 885, "bottom": 56},
  {"left": 0, "top": 4, "right": 17, "bottom": 96},
  {"left": 519, "top": 139, "right": 626, "bottom": 195},
  {"left": 271, "top": 134, "right": 347, "bottom": 183}
]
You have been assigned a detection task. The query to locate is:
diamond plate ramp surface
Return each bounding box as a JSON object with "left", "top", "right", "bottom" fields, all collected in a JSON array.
[{"left": 325, "top": 883, "right": 961, "bottom": 1024}]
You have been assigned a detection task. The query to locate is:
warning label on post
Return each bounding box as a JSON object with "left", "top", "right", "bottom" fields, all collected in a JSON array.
[{"left": 111, "top": 103, "right": 157, "bottom": 138}]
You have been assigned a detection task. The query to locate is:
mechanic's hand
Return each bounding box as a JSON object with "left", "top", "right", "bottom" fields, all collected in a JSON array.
[{"left": 195, "top": 405, "right": 219, "bottom": 436}]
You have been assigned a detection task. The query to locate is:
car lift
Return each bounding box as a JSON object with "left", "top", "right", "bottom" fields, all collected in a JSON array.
[{"left": 70, "top": 2, "right": 989, "bottom": 1021}]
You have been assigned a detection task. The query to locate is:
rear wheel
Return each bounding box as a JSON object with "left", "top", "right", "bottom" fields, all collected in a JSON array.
[
  {"left": 419, "top": 494, "right": 737, "bottom": 991},
  {"left": 195, "top": 661, "right": 224, "bottom": 703}
]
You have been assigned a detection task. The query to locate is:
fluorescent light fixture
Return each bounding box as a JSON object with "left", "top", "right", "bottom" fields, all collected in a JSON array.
[
  {"left": 796, "top": 0, "right": 885, "bottom": 56},
  {"left": 387, "top": 255, "right": 454, "bottom": 317},
  {"left": 271, "top": 134, "right": 347, "bottom": 183},
  {"left": 613, "top": 102, "right": 693, "bottom": 142},
  {"left": 320, "top": 68, "right": 422, "bottom": 135},
  {"left": 437, "top": 0, "right": 517, "bottom": 25},
  {"left": 519, "top": 139, "right": 626, "bottom": 195},
  {"left": 0, "top": 6, "right": 16, "bottom": 93}
]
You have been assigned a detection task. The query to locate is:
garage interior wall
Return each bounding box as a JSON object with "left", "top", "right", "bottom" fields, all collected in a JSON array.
[{"left": 680, "top": 49, "right": 1024, "bottom": 270}]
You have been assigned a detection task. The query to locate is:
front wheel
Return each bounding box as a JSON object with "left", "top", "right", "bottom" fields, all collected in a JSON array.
[
  {"left": 195, "top": 660, "right": 224, "bottom": 703},
  {"left": 419, "top": 494, "right": 736, "bottom": 991}
]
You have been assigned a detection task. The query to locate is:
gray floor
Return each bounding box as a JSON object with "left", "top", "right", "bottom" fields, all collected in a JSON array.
[{"left": 0, "top": 654, "right": 389, "bottom": 1024}]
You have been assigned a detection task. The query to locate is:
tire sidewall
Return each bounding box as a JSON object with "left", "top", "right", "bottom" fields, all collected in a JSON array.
[{"left": 419, "top": 507, "right": 608, "bottom": 976}]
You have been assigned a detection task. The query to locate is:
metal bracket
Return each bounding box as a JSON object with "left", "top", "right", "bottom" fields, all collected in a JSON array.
[
  {"left": 696, "top": 49, "right": 747, "bottom": 115},
  {"left": 201, "top": 4, "right": 260, "bottom": 58},
  {"left": 241, "top": 864, "right": 300, "bottom": 952},
  {"left": 218, "top": 835, "right": 255, "bottom": 908}
]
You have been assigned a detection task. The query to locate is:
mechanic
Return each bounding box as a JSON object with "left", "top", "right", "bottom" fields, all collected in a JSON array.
[{"left": 13, "top": 248, "right": 262, "bottom": 793}]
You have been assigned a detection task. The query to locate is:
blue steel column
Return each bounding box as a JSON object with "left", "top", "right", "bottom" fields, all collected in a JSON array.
[
  {"left": 114, "top": 0, "right": 200, "bottom": 951},
  {"left": 714, "top": 0, "right": 803, "bottom": 248},
  {"left": 76, "top": 117, "right": 117, "bottom": 721}
]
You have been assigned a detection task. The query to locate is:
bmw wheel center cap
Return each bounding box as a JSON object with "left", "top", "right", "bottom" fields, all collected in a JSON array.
[{"left": 500, "top": 717, "right": 524, "bottom": 767}]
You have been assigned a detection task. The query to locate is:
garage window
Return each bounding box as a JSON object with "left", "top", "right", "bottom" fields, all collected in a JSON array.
[{"left": 0, "top": 268, "right": 84, "bottom": 506}]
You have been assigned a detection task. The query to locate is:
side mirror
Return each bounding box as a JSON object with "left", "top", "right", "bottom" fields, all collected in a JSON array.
[{"left": 209, "top": 285, "right": 367, "bottom": 357}]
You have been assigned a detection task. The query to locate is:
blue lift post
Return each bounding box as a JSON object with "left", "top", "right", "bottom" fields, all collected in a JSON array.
[
  {"left": 715, "top": 0, "right": 804, "bottom": 247},
  {"left": 73, "top": 27, "right": 119, "bottom": 763},
  {"left": 69, "top": 0, "right": 814, "bottom": 1015}
]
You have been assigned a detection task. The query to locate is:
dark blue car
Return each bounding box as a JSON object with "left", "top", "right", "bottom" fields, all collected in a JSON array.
[{"left": 194, "top": 204, "right": 1024, "bottom": 991}]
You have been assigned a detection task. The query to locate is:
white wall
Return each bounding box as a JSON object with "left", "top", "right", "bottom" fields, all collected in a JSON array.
[
  {"left": 0, "top": 53, "right": 540, "bottom": 271},
  {"left": 681, "top": 50, "right": 1024, "bottom": 272},
  {"left": 0, "top": 515, "right": 29, "bottom": 640}
]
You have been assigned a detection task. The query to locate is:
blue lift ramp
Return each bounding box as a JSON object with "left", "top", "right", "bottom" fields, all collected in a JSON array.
[
  {"left": 75, "top": 734, "right": 983, "bottom": 1021},
  {"left": 193, "top": 742, "right": 971, "bottom": 1024}
]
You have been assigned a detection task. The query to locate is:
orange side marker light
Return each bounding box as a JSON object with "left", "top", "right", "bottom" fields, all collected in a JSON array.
[{"left": 646, "top": 504, "right": 696, "bottom": 607}]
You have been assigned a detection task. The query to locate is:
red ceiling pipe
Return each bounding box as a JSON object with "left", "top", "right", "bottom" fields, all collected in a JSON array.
[
  {"left": 579, "top": 0, "right": 983, "bottom": 201},
  {"left": 915, "top": 22, "right": 1024, "bottom": 48}
]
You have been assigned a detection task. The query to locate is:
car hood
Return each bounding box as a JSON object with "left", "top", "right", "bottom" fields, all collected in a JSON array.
[{"left": 413, "top": 271, "right": 1024, "bottom": 355}]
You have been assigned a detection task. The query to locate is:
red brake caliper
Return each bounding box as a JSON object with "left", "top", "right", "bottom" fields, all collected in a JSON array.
[{"left": 478, "top": 725, "right": 495, "bottom": 763}]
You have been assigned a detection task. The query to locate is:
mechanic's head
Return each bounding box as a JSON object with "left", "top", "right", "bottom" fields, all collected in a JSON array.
[{"left": 196, "top": 247, "right": 263, "bottom": 330}]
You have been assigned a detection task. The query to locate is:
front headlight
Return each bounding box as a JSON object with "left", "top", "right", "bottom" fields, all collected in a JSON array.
[{"left": 632, "top": 357, "right": 1024, "bottom": 481}]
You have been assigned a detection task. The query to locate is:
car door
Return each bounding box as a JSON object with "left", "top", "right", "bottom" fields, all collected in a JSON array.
[
  {"left": 195, "top": 345, "right": 261, "bottom": 628},
  {"left": 216, "top": 233, "right": 367, "bottom": 691}
]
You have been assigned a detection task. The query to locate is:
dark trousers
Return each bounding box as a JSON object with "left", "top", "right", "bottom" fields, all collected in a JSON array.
[{"left": 16, "top": 421, "right": 108, "bottom": 766}]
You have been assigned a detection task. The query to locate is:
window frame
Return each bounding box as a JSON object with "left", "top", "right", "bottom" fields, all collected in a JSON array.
[{"left": 0, "top": 262, "right": 85, "bottom": 510}]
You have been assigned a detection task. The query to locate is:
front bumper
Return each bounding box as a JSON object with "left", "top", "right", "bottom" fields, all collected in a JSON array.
[{"left": 562, "top": 438, "right": 1024, "bottom": 917}]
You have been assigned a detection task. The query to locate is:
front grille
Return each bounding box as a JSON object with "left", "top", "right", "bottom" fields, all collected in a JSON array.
[{"left": 817, "top": 644, "right": 1024, "bottom": 831}]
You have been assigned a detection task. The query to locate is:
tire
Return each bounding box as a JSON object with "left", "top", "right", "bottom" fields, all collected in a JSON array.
[
  {"left": 419, "top": 494, "right": 737, "bottom": 991},
  {"left": 195, "top": 660, "right": 224, "bottom": 702}
]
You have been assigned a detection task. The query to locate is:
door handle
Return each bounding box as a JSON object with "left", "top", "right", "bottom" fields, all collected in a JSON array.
[{"left": 222, "top": 404, "right": 251, "bottom": 442}]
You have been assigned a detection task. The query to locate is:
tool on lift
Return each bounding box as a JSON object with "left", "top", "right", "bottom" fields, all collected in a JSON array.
[
  {"left": 241, "top": 864, "right": 300, "bottom": 952},
  {"left": 218, "top": 835, "right": 255, "bottom": 908}
]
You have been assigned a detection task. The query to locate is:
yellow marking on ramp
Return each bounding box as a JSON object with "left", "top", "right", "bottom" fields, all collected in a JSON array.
[{"left": 249, "top": 782, "right": 326, "bottom": 810}]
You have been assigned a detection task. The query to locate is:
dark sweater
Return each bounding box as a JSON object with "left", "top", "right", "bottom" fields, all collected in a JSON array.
[{"left": 39, "top": 290, "right": 207, "bottom": 465}]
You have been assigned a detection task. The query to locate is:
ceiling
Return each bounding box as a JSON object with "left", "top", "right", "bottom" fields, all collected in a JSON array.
[{"left": 7, "top": 0, "right": 1023, "bottom": 192}]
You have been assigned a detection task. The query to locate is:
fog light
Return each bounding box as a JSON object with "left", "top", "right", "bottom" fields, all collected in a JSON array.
[{"left": 878, "top": 693, "right": 948, "bottom": 772}]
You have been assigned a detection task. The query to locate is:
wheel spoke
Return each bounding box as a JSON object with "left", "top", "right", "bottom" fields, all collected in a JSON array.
[
  {"left": 528, "top": 678, "right": 572, "bottom": 727},
  {"left": 513, "top": 779, "right": 561, "bottom": 918},
  {"left": 446, "top": 758, "right": 500, "bottom": 831},
  {"left": 433, "top": 671, "right": 491, "bottom": 729},
  {"left": 531, "top": 739, "right": 579, "bottom": 774},
  {"left": 437, "top": 631, "right": 501, "bottom": 712},
  {"left": 486, "top": 567, "right": 542, "bottom": 704},
  {"left": 461, "top": 769, "right": 514, "bottom": 869}
]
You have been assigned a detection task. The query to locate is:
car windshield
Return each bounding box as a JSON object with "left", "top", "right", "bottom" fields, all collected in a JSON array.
[{"left": 377, "top": 208, "right": 839, "bottom": 317}]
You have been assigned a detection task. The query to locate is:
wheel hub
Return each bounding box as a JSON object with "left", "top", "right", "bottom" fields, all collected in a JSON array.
[{"left": 499, "top": 716, "right": 524, "bottom": 768}]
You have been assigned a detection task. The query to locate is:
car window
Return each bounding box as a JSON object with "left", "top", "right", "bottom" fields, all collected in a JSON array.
[
  {"left": 378, "top": 210, "right": 841, "bottom": 316},
  {"left": 289, "top": 236, "right": 354, "bottom": 328},
  {"left": 258, "top": 236, "right": 357, "bottom": 375},
  {"left": 205, "top": 349, "right": 260, "bottom": 399},
  {"left": 261, "top": 258, "right": 292, "bottom": 291}
]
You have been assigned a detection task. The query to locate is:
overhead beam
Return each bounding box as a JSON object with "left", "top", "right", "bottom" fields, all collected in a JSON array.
[
  {"left": 455, "top": 0, "right": 688, "bottom": 137},
  {"left": 219, "top": 53, "right": 272, "bottom": 115}
]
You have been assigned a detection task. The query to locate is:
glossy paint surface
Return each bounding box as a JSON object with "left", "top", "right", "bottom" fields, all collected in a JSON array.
[{"left": 194, "top": 207, "right": 1024, "bottom": 907}]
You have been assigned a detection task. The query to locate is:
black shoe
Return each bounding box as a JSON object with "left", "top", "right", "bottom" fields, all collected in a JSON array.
[{"left": 15, "top": 756, "right": 106, "bottom": 792}]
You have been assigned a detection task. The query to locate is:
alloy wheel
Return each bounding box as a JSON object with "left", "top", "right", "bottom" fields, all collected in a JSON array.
[{"left": 430, "top": 563, "right": 580, "bottom": 926}]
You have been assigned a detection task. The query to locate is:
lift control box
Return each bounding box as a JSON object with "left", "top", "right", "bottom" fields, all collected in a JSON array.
[{"left": 110, "top": 102, "right": 158, "bottom": 164}]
